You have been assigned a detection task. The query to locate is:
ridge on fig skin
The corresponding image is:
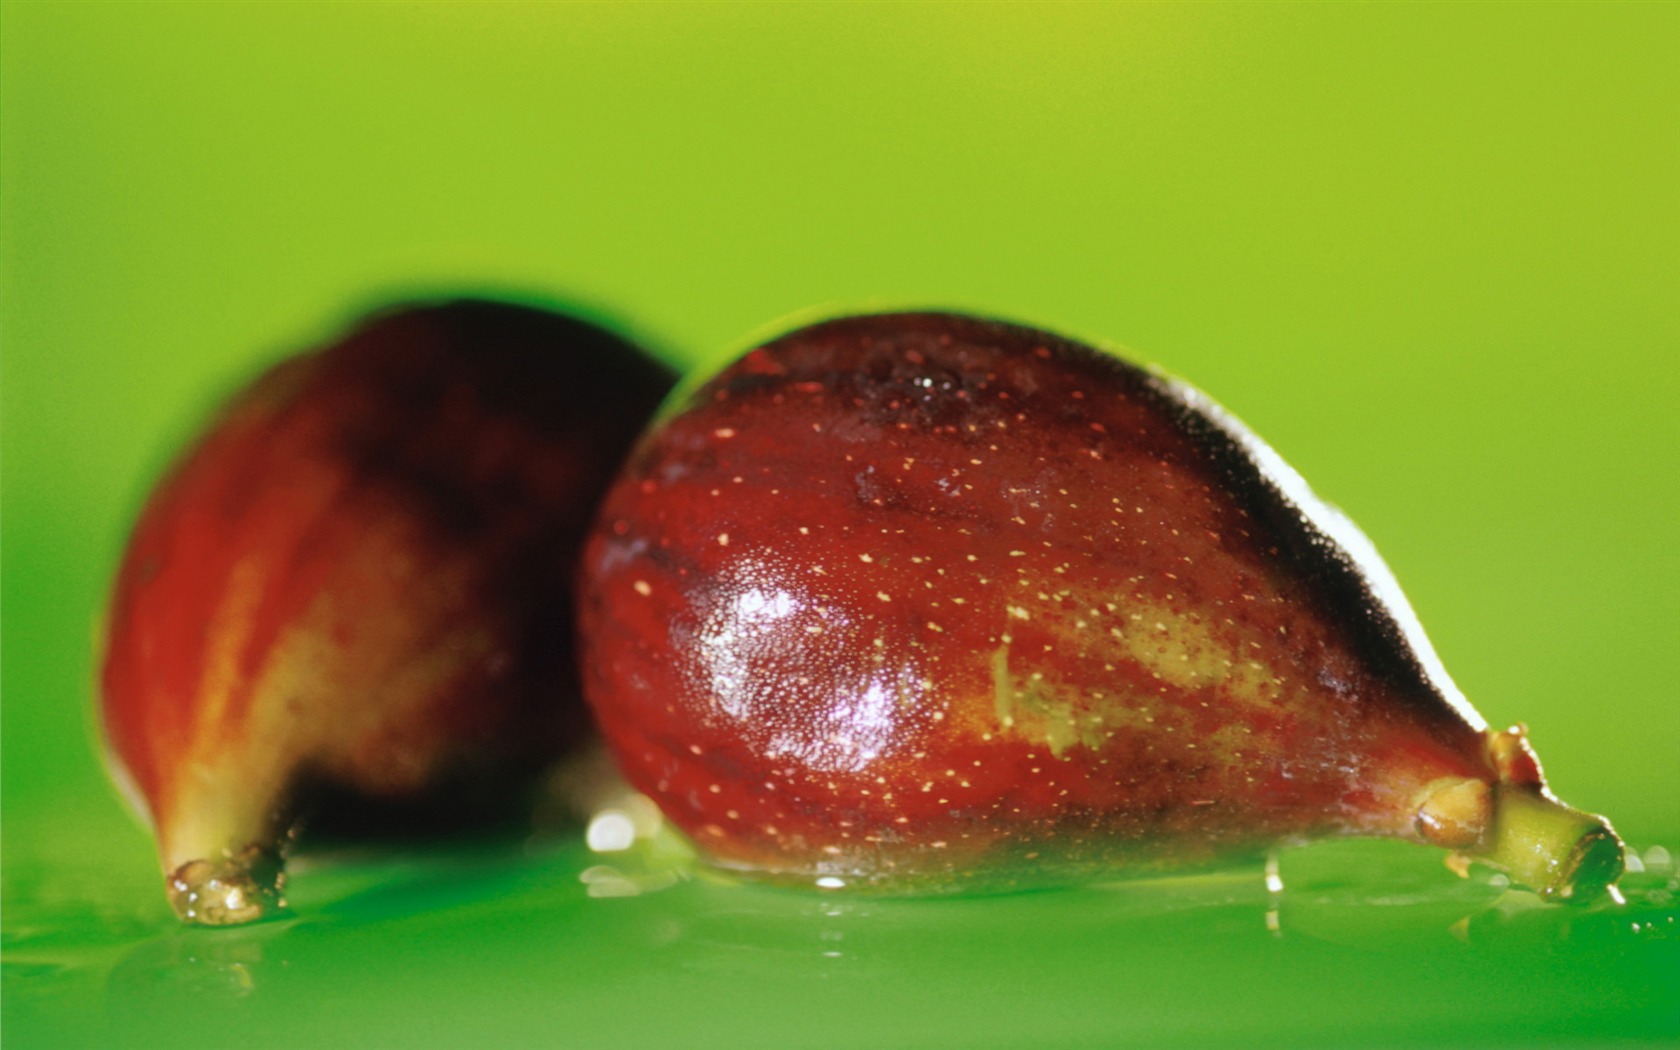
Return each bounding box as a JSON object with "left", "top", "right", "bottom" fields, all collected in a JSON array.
[
  {"left": 578, "top": 311, "right": 1622, "bottom": 904},
  {"left": 100, "top": 299, "right": 676, "bottom": 925}
]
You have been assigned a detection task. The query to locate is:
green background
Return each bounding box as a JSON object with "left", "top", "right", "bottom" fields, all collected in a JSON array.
[{"left": 3, "top": 3, "right": 1676, "bottom": 1047}]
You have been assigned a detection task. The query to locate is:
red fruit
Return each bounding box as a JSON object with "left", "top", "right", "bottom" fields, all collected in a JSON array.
[
  {"left": 101, "top": 300, "right": 674, "bottom": 924},
  {"left": 578, "top": 312, "right": 1622, "bottom": 901}
]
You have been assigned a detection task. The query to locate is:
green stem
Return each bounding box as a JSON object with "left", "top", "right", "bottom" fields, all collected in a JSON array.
[{"left": 1475, "top": 786, "right": 1623, "bottom": 903}]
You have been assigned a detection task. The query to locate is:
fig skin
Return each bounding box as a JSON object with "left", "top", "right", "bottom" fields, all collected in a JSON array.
[
  {"left": 101, "top": 299, "right": 675, "bottom": 924},
  {"left": 578, "top": 312, "right": 1621, "bottom": 901}
]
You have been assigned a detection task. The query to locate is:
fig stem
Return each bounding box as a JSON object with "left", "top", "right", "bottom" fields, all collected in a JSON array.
[
  {"left": 165, "top": 845, "right": 289, "bottom": 926},
  {"left": 1474, "top": 786, "right": 1623, "bottom": 903}
]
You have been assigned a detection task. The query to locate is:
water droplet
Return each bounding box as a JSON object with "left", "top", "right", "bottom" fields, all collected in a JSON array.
[{"left": 587, "top": 811, "right": 637, "bottom": 853}]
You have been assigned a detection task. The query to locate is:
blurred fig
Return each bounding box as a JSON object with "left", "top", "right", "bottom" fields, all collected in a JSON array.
[
  {"left": 101, "top": 299, "right": 674, "bottom": 924},
  {"left": 578, "top": 312, "right": 1621, "bottom": 902}
]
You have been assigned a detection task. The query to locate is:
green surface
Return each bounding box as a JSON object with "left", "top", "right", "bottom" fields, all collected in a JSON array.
[{"left": 3, "top": 3, "right": 1677, "bottom": 1047}]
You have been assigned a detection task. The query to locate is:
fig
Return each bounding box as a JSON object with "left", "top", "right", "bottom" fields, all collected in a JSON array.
[
  {"left": 578, "top": 312, "right": 1622, "bottom": 902},
  {"left": 101, "top": 299, "right": 675, "bottom": 924}
]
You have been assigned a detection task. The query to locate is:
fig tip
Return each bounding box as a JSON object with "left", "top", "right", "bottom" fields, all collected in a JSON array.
[
  {"left": 1553, "top": 824, "right": 1626, "bottom": 905},
  {"left": 165, "top": 846, "right": 288, "bottom": 926}
]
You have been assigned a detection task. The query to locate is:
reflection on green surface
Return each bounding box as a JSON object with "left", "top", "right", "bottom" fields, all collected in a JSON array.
[{"left": 5, "top": 815, "right": 1678, "bottom": 1049}]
